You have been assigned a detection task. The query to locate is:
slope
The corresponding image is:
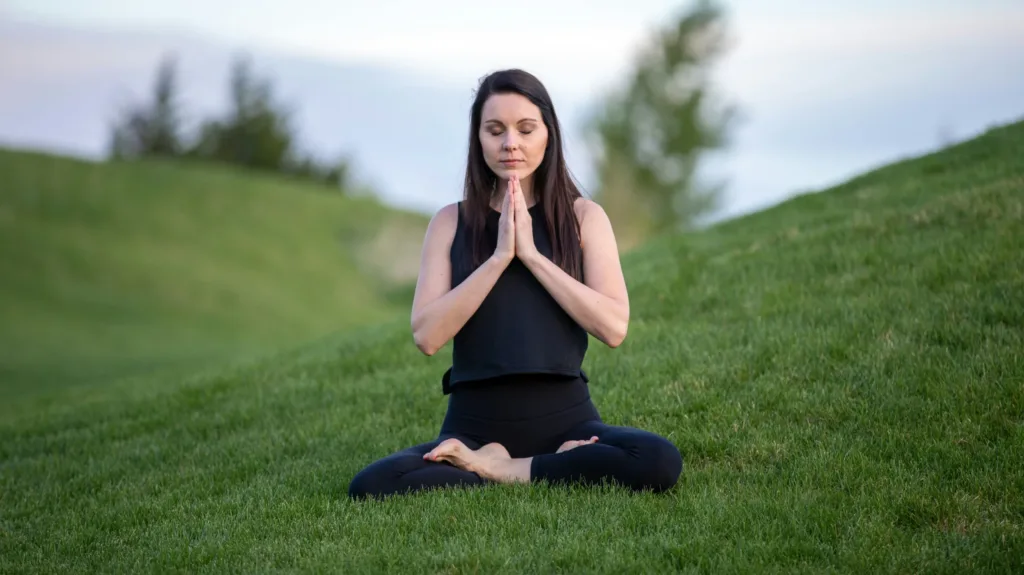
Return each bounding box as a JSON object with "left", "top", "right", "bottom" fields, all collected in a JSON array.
[
  {"left": 0, "top": 150, "right": 428, "bottom": 394},
  {"left": 1, "top": 121, "right": 1022, "bottom": 573}
]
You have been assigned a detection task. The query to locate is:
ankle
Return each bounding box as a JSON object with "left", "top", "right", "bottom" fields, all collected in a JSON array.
[{"left": 488, "top": 457, "right": 532, "bottom": 484}]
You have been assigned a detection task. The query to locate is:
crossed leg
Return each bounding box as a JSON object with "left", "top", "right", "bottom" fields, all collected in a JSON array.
[
  {"left": 423, "top": 421, "right": 683, "bottom": 493},
  {"left": 532, "top": 420, "right": 683, "bottom": 492},
  {"left": 348, "top": 433, "right": 487, "bottom": 500}
]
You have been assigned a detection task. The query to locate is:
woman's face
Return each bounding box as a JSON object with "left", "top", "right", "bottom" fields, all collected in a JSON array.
[{"left": 479, "top": 92, "right": 549, "bottom": 182}]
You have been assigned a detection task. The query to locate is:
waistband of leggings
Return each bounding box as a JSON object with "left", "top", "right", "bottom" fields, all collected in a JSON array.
[{"left": 444, "top": 372, "right": 592, "bottom": 421}]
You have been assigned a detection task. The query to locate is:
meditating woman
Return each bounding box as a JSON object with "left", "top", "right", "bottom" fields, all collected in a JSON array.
[{"left": 348, "top": 69, "right": 683, "bottom": 499}]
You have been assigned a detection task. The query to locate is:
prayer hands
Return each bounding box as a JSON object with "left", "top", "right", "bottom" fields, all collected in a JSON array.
[
  {"left": 493, "top": 178, "right": 515, "bottom": 264},
  {"left": 510, "top": 174, "right": 538, "bottom": 262}
]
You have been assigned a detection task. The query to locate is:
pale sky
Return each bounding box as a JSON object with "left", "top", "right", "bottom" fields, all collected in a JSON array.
[
  {"left": 3, "top": 0, "right": 1023, "bottom": 220},
  {"left": 6, "top": 1, "right": 1022, "bottom": 96}
]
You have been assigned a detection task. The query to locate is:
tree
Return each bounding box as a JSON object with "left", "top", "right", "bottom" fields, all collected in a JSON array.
[
  {"left": 187, "top": 55, "right": 297, "bottom": 172},
  {"left": 588, "top": 0, "right": 737, "bottom": 239},
  {"left": 109, "top": 55, "right": 185, "bottom": 159},
  {"left": 109, "top": 51, "right": 354, "bottom": 191}
]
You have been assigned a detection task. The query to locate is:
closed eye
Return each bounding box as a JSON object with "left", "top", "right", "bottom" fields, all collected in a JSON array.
[{"left": 488, "top": 130, "right": 534, "bottom": 136}]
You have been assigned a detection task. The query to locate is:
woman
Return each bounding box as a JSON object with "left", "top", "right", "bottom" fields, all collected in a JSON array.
[{"left": 348, "top": 69, "right": 682, "bottom": 499}]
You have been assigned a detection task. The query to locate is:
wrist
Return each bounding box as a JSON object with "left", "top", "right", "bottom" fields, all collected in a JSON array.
[
  {"left": 490, "top": 253, "right": 514, "bottom": 268},
  {"left": 518, "top": 248, "right": 542, "bottom": 268}
]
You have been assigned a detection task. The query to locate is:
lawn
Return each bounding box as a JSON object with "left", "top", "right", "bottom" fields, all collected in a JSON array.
[
  {"left": 1, "top": 121, "right": 1022, "bottom": 573},
  {"left": 0, "top": 150, "right": 427, "bottom": 395}
]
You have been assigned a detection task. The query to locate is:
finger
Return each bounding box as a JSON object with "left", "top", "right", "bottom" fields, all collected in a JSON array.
[{"left": 508, "top": 183, "right": 515, "bottom": 222}]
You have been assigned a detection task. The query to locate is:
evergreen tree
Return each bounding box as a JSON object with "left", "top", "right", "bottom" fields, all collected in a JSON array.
[
  {"left": 109, "top": 55, "right": 184, "bottom": 159},
  {"left": 188, "top": 55, "right": 296, "bottom": 172},
  {"left": 109, "top": 51, "right": 353, "bottom": 191}
]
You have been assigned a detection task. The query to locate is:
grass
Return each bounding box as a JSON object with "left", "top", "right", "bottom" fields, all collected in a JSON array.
[
  {"left": 2, "top": 120, "right": 1023, "bottom": 573},
  {"left": 0, "top": 151, "right": 428, "bottom": 394}
]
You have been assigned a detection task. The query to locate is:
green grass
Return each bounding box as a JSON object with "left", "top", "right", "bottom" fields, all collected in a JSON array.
[
  {"left": 2, "top": 120, "right": 1023, "bottom": 573},
  {"left": 0, "top": 151, "right": 428, "bottom": 394}
]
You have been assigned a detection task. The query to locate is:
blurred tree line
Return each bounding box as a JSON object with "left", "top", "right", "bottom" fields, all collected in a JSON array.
[
  {"left": 588, "top": 0, "right": 737, "bottom": 247},
  {"left": 108, "top": 54, "right": 350, "bottom": 190},
  {"left": 109, "top": 0, "right": 733, "bottom": 228}
]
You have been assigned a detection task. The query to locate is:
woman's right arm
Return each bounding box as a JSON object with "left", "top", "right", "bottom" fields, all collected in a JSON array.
[{"left": 410, "top": 202, "right": 511, "bottom": 356}]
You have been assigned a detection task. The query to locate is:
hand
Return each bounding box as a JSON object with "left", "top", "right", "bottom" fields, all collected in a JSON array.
[
  {"left": 511, "top": 174, "right": 538, "bottom": 261},
  {"left": 493, "top": 177, "right": 515, "bottom": 264},
  {"left": 555, "top": 436, "right": 599, "bottom": 454}
]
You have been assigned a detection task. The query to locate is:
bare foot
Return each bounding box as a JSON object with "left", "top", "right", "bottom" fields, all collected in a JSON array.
[
  {"left": 423, "top": 439, "right": 512, "bottom": 481},
  {"left": 477, "top": 442, "right": 510, "bottom": 460},
  {"left": 555, "top": 436, "right": 599, "bottom": 454}
]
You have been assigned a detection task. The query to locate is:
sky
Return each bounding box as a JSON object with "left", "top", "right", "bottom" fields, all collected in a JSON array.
[
  {"left": 3, "top": 0, "right": 1023, "bottom": 220},
  {"left": 6, "top": 1, "right": 1022, "bottom": 94}
]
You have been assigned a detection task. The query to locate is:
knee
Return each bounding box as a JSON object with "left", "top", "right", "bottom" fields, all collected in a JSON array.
[
  {"left": 347, "top": 466, "right": 376, "bottom": 500},
  {"left": 348, "top": 462, "right": 398, "bottom": 500},
  {"left": 637, "top": 435, "right": 683, "bottom": 493}
]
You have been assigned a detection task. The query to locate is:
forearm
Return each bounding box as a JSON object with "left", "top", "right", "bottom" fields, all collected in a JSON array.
[
  {"left": 412, "top": 255, "right": 510, "bottom": 355},
  {"left": 520, "top": 252, "right": 628, "bottom": 347}
]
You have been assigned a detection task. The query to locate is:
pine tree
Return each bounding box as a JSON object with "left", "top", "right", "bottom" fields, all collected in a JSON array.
[
  {"left": 188, "top": 55, "right": 296, "bottom": 172},
  {"left": 109, "top": 55, "right": 184, "bottom": 159}
]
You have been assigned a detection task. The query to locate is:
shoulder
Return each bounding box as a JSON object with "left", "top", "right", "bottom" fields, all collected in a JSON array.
[
  {"left": 572, "top": 197, "right": 609, "bottom": 228},
  {"left": 429, "top": 201, "right": 460, "bottom": 229},
  {"left": 572, "top": 197, "right": 612, "bottom": 248},
  {"left": 433, "top": 201, "right": 460, "bottom": 224},
  {"left": 424, "top": 201, "right": 461, "bottom": 244}
]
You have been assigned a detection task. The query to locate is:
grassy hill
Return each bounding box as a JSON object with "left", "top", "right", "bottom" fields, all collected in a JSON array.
[
  {"left": 2, "top": 121, "right": 1022, "bottom": 573},
  {"left": 0, "top": 150, "right": 429, "bottom": 394}
]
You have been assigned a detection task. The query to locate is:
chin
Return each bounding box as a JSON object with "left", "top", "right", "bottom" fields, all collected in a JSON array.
[{"left": 496, "top": 165, "right": 532, "bottom": 179}]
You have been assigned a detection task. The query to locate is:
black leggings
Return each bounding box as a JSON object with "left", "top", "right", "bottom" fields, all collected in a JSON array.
[{"left": 348, "top": 373, "right": 683, "bottom": 500}]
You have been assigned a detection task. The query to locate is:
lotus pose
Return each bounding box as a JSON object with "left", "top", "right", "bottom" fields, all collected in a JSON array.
[{"left": 348, "top": 69, "right": 682, "bottom": 499}]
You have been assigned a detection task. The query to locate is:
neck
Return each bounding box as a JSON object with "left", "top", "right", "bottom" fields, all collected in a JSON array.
[{"left": 495, "top": 175, "right": 535, "bottom": 208}]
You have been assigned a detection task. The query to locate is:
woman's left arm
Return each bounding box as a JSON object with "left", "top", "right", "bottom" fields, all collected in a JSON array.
[{"left": 519, "top": 198, "right": 630, "bottom": 347}]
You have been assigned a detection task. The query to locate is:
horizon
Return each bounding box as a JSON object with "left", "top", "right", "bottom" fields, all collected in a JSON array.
[{"left": 3, "top": 0, "right": 1024, "bottom": 221}]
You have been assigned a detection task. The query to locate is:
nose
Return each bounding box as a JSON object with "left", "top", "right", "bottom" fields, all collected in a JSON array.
[{"left": 502, "top": 132, "right": 519, "bottom": 151}]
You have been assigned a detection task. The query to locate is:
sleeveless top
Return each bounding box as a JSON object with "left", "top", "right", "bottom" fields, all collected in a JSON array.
[{"left": 440, "top": 200, "right": 589, "bottom": 394}]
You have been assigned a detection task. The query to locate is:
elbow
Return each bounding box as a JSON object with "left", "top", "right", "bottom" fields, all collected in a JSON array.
[
  {"left": 603, "top": 318, "right": 629, "bottom": 349},
  {"left": 412, "top": 323, "right": 440, "bottom": 356},
  {"left": 412, "top": 330, "right": 439, "bottom": 356},
  {"left": 606, "top": 331, "right": 626, "bottom": 349},
  {"left": 411, "top": 315, "right": 432, "bottom": 356}
]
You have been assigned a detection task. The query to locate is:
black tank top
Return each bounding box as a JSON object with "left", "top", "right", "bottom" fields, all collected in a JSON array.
[{"left": 440, "top": 200, "right": 589, "bottom": 394}]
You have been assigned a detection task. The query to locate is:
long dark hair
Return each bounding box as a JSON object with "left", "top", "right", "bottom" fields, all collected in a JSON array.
[{"left": 462, "top": 69, "right": 585, "bottom": 281}]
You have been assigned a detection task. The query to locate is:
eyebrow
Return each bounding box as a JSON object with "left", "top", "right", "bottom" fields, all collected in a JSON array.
[{"left": 483, "top": 118, "right": 539, "bottom": 126}]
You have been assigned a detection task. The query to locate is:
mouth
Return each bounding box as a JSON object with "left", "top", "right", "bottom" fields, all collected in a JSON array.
[{"left": 500, "top": 160, "right": 523, "bottom": 167}]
